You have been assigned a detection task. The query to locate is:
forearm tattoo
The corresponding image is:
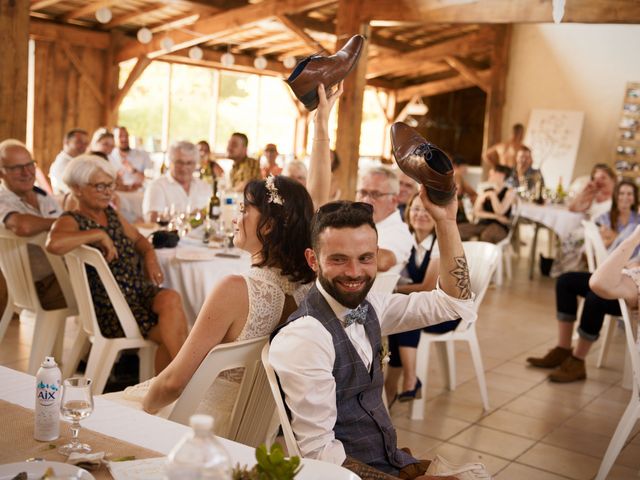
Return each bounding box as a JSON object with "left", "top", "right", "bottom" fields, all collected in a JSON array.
[
  {"left": 342, "top": 456, "right": 400, "bottom": 480},
  {"left": 450, "top": 255, "right": 472, "bottom": 299}
]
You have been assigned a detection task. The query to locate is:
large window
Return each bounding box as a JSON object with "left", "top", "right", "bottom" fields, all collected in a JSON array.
[{"left": 169, "top": 64, "right": 215, "bottom": 145}]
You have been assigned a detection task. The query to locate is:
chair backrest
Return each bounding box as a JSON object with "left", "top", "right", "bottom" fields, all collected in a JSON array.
[
  {"left": 462, "top": 241, "right": 501, "bottom": 309},
  {"left": 617, "top": 299, "right": 640, "bottom": 396},
  {"left": 371, "top": 272, "right": 400, "bottom": 294},
  {"left": 582, "top": 220, "right": 608, "bottom": 272},
  {"left": 261, "top": 342, "right": 302, "bottom": 457},
  {"left": 0, "top": 228, "right": 76, "bottom": 312},
  {"left": 64, "top": 245, "right": 140, "bottom": 340},
  {"left": 169, "top": 336, "right": 277, "bottom": 448}
]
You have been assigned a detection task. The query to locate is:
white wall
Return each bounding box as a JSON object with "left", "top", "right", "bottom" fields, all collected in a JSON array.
[{"left": 502, "top": 23, "right": 640, "bottom": 182}]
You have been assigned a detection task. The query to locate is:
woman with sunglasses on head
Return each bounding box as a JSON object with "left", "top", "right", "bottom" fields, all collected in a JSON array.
[{"left": 46, "top": 154, "right": 189, "bottom": 373}]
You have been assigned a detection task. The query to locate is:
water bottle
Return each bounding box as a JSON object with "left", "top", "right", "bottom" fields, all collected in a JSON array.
[
  {"left": 165, "top": 414, "right": 231, "bottom": 479},
  {"left": 34, "top": 356, "right": 61, "bottom": 441}
]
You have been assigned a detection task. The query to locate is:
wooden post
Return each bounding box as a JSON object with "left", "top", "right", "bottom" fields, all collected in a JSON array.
[
  {"left": 105, "top": 31, "right": 123, "bottom": 127},
  {"left": 0, "top": 0, "right": 29, "bottom": 141},
  {"left": 334, "top": 0, "right": 370, "bottom": 200},
  {"left": 482, "top": 25, "right": 511, "bottom": 179}
]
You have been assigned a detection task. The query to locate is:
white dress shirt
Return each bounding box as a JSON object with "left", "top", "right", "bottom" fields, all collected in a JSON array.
[
  {"left": 111, "top": 148, "right": 153, "bottom": 185},
  {"left": 269, "top": 279, "right": 476, "bottom": 466},
  {"left": 142, "top": 174, "right": 211, "bottom": 218},
  {"left": 376, "top": 210, "right": 414, "bottom": 275},
  {"left": 48, "top": 151, "right": 74, "bottom": 194}
]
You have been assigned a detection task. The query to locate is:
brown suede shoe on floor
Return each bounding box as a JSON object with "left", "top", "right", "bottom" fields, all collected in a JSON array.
[
  {"left": 526, "top": 346, "right": 572, "bottom": 368},
  {"left": 549, "top": 355, "right": 586, "bottom": 383}
]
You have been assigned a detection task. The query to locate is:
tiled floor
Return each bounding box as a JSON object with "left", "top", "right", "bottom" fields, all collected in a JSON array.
[{"left": 1, "top": 251, "right": 639, "bottom": 479}]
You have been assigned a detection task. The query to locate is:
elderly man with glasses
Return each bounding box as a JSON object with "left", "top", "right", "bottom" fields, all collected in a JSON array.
[
  {"left": 0, "top": 139, "right": 65, "bottom": 309},
  {"left": 355, "top": 167, "right": 414, "bottom": 275},
  {"left": 142, "top": 141, "right": 211, "bottom": 223}
]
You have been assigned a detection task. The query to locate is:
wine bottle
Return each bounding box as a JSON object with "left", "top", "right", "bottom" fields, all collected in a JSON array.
[{"left": 208, "top": 177, "right": 221, "bottom": 221}]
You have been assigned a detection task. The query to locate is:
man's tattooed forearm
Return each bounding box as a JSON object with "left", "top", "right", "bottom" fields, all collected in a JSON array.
[
  {"left": 449, "top": 255, "right": 471, "bottom": 299},
  {"left": 342, "top": 456, "right": 399, "bottom": 480}
]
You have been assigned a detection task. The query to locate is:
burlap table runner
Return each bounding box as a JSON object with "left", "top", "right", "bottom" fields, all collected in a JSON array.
[{"left": 0, "top": 399, "right": 162, "bottom": 479}]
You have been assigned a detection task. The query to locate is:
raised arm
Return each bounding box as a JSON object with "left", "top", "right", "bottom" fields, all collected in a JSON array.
[
  {"left": 143, "top": 275, "right": 249, "bottom": 413},
  {"left": 307, "top": 82, "right": 343, "bottom": 209},
  {"left": 568, "top": 182, "right": 595, "bottom": 213},
  {"left": 589, "top": 225, "right": 640, "bottom": 307}
]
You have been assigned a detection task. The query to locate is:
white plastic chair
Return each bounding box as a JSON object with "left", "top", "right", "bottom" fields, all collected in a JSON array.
[
  {"left": 261, "top": 342, "right": 302, "bottom": 458},
  {"left": 63, "top": 245, "right": 157, "bottom": 394},
  {"left": 168, "top": 335, "right": 279, "bottom": 448},
  {"left": 582, "top": 220, "right": 619, "bottom": 368},
  {"left": 0, "top": 228, "right": 77, "bottom": 374},
  {"left": 410, "top": 241, "right": 500, "bottom": 420},
  {"left": 371, "top": 272, "right": 400, "bottom": 294},
  {"left": 494, "top": 198, "right": 520, "bottom": 286},
  {"left": 595, "top": 299, "right": 640, "bottom": 480}
]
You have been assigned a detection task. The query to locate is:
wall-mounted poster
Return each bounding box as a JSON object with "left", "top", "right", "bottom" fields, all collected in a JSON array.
[{"left": 523, "top": 109, "right": 584, "bottom": 189}]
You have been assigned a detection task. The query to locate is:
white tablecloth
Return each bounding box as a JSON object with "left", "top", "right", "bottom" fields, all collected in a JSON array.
[
  {"left": 118, "top": 191, "right": 145, "bottom": 223},
  {"left": 155, "top": 235, "right": 252, "bottom": 325},
  {"left": 519, "top": 202, "right": 585, "bottom": 238},
  {"left": 0, "top": 366, "right": 359, "bottom": 479}
]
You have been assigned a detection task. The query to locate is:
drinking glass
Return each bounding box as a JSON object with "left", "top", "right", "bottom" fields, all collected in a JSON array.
[
  {"left": 59, "top": 377, "right": 94, "bottom": 455},
  {"left": 156, "top": 207, "right": 171, "bottom": 229}
]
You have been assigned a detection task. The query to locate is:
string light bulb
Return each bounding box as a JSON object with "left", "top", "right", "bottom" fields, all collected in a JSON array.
[
  {"left": 189, "top": 46, "right": 204, "bottom": 60},
  {"left": 95, "top": 7, "right": 112, "bottom": 24},
  {"left": 253, "top": 56, "right": 267, "bottom": 70},
  {"left": 137, "top": 27, "right": 152, "bottom": 44},
  {"left": 283, "top": 56, "right": 297, "bottom": 69}
]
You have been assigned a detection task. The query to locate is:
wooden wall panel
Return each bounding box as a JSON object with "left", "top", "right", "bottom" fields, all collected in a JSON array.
[{"left": 33, "top": 40, "right": 108, "bottom": 174}]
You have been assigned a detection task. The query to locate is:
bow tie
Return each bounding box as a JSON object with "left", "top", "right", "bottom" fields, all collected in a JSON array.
[{"left": 344, "top": 304, "right": 369, "bottom": 327}]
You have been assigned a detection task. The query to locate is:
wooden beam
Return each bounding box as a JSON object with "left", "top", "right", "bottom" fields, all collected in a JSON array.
[
  {"left": 1, "top": 0, "right": 29, "bottom": 141},
  {"left": 104, "top": 3, "right": 166, "bottom": 29},
  {"left": 334, "top": 0, "right": 370, "bottom": 201},
  {"left": 150, "top": 13, "right": 200, "bottom": 33},
  {"left": 30, "top": 19, "right": 111, "bottom": 49},
  {"left": 104, "top": 31, "right": 122, "bottom": 126},
  {"left": 59, "top": 42, "right": 105, "bottom": 106},
  {"left": 111, "top": 55, "right": 152, "bottom": 115},
  {"left": 30, "top": 0, "right": 64, "bottom": 10},
  {"left": 62, "top": 0, "right": 119, "bottom": 21},
  {"left": 396, "top": 71, "right": 490, "bottom": 102},
  {"left": 160, "top": 48, "right": 288, "bottom": 76},
  {"left": 235, "top": 32, "right": 291, "bottom": 51},
  {"left": 359, "top": 0, "right": 640, "bottom": 23},
  {"left": 277, "top": 14, "right": 328, "bottom": 54},
  {"left": 367, "top": 29, "right": 493, "bottom": 79},
  {"left": 116, "top": 0, "right": 335, "bottom": 63},
  {"left": 444, "top": 55, "right": 489, "bottom": 92}
]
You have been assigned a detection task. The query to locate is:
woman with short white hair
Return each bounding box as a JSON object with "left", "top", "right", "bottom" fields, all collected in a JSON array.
[{"left": 46, "top": 154, "right": 188, "bottom": 373}]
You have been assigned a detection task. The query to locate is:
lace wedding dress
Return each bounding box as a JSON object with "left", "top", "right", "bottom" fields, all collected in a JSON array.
[{"left": 105, "top": 267, "right": 310, "bottom": 436}]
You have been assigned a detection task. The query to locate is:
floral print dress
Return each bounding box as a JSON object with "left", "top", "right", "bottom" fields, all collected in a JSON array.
[{"left": 64, "top": 206, "right": 160, "bottom": 338}]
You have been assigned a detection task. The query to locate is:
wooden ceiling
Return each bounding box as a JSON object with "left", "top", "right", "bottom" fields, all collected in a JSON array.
[{"left": 29, "top": 0, "right": 640, "bottom": 99}]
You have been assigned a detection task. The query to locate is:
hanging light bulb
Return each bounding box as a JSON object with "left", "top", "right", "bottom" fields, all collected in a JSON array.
[
  {"left": 221, "top": 52, "right": 235, "bottom": 67},
  {"left": 253, "top": 56, "right": 267, "bottom": 70},
  {"left": 95, "top": 7, "right": 112, "bottom": 24},
  {"left": 189, "top": 46, "right": 204, "bottom": 60},
  {"left": 283, "top": 56, "right": 297, "bottom": 69},
  {"left": 161, "top": 36, "right": 174, "bottom": 51},
  {"left": 552, "top": 0, "right": 566, "bottom": 23},
  {"left": 137, "top": 27, "right": 153, "bottom": 44}
]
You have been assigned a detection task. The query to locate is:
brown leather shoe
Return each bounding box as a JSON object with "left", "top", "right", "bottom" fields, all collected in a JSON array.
[
  {"left": 286, "top": 35, "right": 365, "bottom": 111},
  {"left": 526, "top": 346, "right": 572, "bottom": 368},
  {"left": 390, "top": 122, "right": 455, "bottom": 205},
  {"left": 549, "top": 355, "right": 587, "bottom": 383}
]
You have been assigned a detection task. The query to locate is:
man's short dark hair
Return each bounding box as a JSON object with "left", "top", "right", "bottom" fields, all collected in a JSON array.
[
  {"left": 311, "top": 201, "right": 377, "bottom": 251},
  {"left": 494, "top": 165, "right": 512, "bottom": 177},
  {"left": 518, "top": 145, "right": 531, "bottom": 154},
  {"left": 65, "top": 128, "right": 88, "bottom": 142},
  {"left": 232, "top": 132, "right": 248, "bottom": 148},
  {"left": 513, "top": 123, "right": 525, "bottom": 135},
  {"left": 591, "top": 163, "right": 616, "bottom": 181}
]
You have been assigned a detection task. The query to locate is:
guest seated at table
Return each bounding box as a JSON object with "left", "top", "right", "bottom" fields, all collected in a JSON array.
[
  {"left": 111, "top": 126, "right": 150, "bottom": 189},
  {"left": 527, "top": 180, "right": 640, "bottom": 382},
  {"left": 261, "top": 143, "right": 283, "bottom": 178},
  {"left": 135, "top": 83, "right": 342, "bottom": 433},
  {"left": 49, "top": 128, "right": 89, "bottom": 195},
  {"left": 89, "top": 128, "right": 136, "bottom": 194},
  {"left": 458, "top": 165, "right": 515, "bottom": 243},
  {"left": 568, "top": 163, "right": 615, "bottom": 218},
  {"left": 397, "top": 171, "right": 418, "bottom": 219},
  {"left": 228, "top": 133, "right": 260, "bottom": 192},
  {"left": 46, "top": 155, "right": 188, "bottom": 372},
  {"left": 284, "top": 160, "right": 308, "bottom": 187},
  {"left": 197, "top": 140, "right": 225, "bottom": 180},
  {"left": 453, "top": 156, "right": 477, "bottom": 224},
  {"left": 0, "top": 139, "right": 65, "bottom": 310},
  {"left": 142, "top": 141, "right": 210, "bottom": 223},
  {"left": 507, "top": 145, "right": 544, "bottom": 193}
]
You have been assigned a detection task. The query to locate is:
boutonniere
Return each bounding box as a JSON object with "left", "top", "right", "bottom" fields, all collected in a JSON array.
[{"left": 379, "top": 343, "right": 390, "bottom": 370}]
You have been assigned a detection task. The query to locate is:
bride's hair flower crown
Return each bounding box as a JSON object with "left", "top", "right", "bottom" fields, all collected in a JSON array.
[{"left": 265, "top": 175, "right": 284, "bottom": 205}]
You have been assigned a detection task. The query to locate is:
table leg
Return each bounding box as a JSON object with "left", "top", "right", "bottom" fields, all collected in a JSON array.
[{"left": 529, "top": 223, "right": 540, "bottom": 280}]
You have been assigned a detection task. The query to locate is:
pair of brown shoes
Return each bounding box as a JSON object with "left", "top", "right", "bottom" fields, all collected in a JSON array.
[{"left": 527, "top": 347, "right": 586, "bottom": 382}]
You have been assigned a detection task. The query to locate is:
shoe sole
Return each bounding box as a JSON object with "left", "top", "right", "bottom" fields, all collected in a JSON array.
[{"left": 549, "top": 374, "right": 586, "bottom": 383}]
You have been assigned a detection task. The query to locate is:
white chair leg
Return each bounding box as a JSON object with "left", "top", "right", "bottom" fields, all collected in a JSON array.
[
  {"left": 90, "top": 344, "right": 120, "bottom": 395},
  {"left": 27, "top": 313, "right": 65, "bottom": 375},
  {"left": 63, "top": 328, "right": 90, "bottom": 379},
  {"left": 596, "top": 315, "right": 616, "bottom": 369},
  {"left": 410, "top": 337, "right": 430, "bottom": 420},
  {"left": 0, "top": 293, "right": 14, "bottom": 344},
  {"left": 467, "top": 334, "right": 490, "bottom": 411},
  {"left": 435, "top": 341, "right": 456, "bottom": 391},
  {"left": 504, "top": 246, "right": 513, "bottom": 280},
  {"left": 138, "top": 345, "right": 157, "bottom": 382},
  {"left": 494, "top": 251, "right": 504, "bottom": 286},
  {"left": 595, "top": 398, "right": 640, "bottom": 480}
]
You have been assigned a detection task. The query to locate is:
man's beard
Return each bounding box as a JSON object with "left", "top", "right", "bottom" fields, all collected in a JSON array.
[{"left": 317, "top": 266, "right": 375, "bottom": 309}]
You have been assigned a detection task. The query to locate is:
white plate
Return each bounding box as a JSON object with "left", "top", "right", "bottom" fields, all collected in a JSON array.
[{"left": 0, "top": 461, "right": 95, "bottom": 480}]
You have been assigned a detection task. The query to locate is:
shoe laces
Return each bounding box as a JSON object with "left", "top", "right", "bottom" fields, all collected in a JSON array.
[{"left": 413, "top": 143, "right": 434, "bottom": 161}]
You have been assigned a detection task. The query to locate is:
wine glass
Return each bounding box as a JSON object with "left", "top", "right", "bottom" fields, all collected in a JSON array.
[
  {"left": 59, "top": 377, "right": 94, "bottom": 455},
  {"left": 156, "top": 207, "right": 171, "bottom": 230}
]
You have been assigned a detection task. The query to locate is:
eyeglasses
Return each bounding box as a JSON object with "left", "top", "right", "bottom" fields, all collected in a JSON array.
[
  {"left": 356, "top": 189, "right": 394, "bottom": 200},
  {"left": 88, "top": 182, "right": 116, "bottom": 193},
  {"left": 316, "top": 201, "right": 373, "bottom": 216},
  {"left": 1, "top": 161, "right": 36, "bottom": 174}
]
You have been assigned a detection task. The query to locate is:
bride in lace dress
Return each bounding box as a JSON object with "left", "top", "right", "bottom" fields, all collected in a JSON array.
[{"left": 122, "top": 84, "right": 343, "bottom": 435}]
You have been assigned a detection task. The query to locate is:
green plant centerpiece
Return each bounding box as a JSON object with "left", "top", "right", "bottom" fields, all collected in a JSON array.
[{"left": 232, "top": 443, "right": 302, "bottom": 480}]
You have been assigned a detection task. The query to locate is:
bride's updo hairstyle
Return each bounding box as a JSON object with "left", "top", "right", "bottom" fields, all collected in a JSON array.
[{"left": 244, "top": 175, "right": 314, "bottom": 284}]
